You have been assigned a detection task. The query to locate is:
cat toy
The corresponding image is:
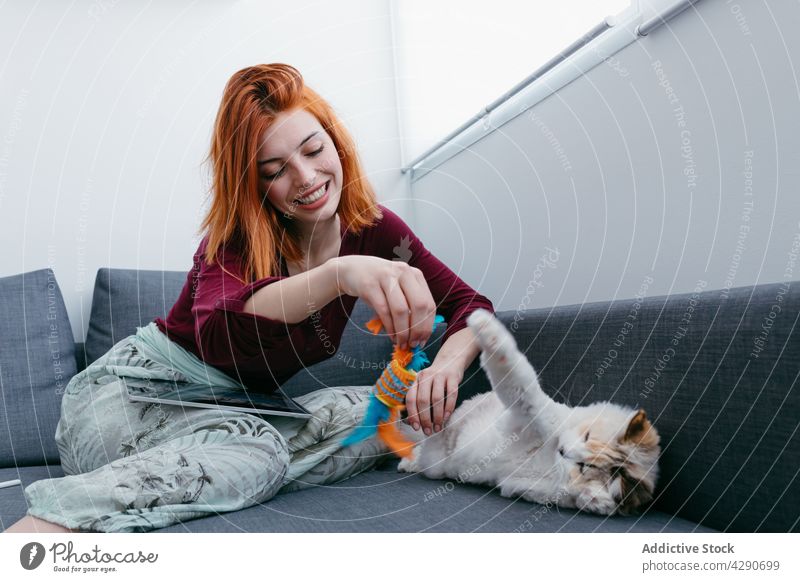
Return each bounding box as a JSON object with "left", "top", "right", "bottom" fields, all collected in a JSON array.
[{"left": 341, "top": 314, "right": 445, "bottom": 459}]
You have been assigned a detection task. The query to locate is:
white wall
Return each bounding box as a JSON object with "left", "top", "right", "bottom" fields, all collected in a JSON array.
[
  {"left": 392, "top": 0, "right": 631, "bottom": 165},
  {"left": 0, "top": 0, "right": 407, "bottom": 342},
  {"left": 410, "top": 0, "right": 800, "bottom": 312}
]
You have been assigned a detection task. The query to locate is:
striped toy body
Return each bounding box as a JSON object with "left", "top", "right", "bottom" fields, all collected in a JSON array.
[{"left": 341, "top": 315, "right": 444, "bottom": 458}]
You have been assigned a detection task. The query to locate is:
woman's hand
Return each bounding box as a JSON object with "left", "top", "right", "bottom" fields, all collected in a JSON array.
[
  {"left": 405, "top": 357, "right": 464, "bottom": 435},
  {"left": 330, "top": 255, "right": 436, "bottom": 350}
]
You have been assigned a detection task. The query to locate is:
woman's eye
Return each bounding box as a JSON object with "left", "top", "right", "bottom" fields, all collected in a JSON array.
[
  {"left": 264, "top": 168, "right": 284, "bottom": 180},
  {"left": 263, "top": 146, "right": 324, "bottom": 180}
]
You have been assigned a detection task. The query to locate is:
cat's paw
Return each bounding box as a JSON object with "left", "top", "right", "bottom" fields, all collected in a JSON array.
[
  {"left": 467, "top": 307, "right": 495, "bottom": 332},
  {"left": 468, "top": 309, "right": 503, "bottom": 348},
  {"left": 467, "top": 309, "right": 515, "bottom": 363},
  {"left": 397, "top": 455, "right": 419, "bottom": 473},
  {"left": 576, "top": 487, "right": 618, "bottom": 516}
]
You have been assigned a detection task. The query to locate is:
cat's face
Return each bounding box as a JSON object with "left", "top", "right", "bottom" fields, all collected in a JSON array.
[{"left": 556, "top": 403, "right": 660, "bottom": 515}]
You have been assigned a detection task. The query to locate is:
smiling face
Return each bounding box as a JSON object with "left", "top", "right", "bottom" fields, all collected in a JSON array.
[{"left": 257, "top": 107, "right": 343, "bottom": 225}]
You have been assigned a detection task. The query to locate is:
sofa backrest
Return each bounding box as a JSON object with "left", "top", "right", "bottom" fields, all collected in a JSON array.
[
  {"left": 84, "top": 268, "right": 187, "bottom": 365},
  {"left": 0, "top": 269, "right": 76, "bottom": 468}
]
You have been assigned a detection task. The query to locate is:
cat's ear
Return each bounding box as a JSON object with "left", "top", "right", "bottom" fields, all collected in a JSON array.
[{"left": 621, "top": 409, "right": 652, "bottom": 444}]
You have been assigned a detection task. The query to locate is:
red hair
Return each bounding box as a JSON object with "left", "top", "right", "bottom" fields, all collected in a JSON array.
[{"left": 198, "top": 63, "right": 382, "bottom": 282}]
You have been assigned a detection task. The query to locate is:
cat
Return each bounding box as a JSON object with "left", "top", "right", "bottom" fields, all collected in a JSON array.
[{"left": 397, "top": 308, "right": 660, "bottom": 516}]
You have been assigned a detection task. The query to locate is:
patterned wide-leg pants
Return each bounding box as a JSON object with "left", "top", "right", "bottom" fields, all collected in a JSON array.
[{"left": 22, "top": 334, "right": 390, "bottom": 532}]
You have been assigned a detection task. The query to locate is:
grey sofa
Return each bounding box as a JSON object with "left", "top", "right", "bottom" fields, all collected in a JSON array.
[{"left": 1, "top": 267, "right": 797, "bottom": 532}]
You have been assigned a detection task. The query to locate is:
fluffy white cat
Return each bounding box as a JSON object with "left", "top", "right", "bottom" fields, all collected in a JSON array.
[{"left": 398, "top": 308, "right": 661, "bottom": 516}]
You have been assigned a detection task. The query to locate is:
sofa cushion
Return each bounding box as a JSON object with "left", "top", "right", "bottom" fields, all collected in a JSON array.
[
  {"left": 495, "top": 281, "right": 799, "bottom": 533},
  {"left": 84, "top": 268, "right": 186, "bottom": 365},
  {"left": 0, "top": 269, "right": 75, "bottom": 468}
]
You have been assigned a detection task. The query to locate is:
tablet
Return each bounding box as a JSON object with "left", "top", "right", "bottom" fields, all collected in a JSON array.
[{"left": 121, "top": 376, "right": 312, "bottom": 419}]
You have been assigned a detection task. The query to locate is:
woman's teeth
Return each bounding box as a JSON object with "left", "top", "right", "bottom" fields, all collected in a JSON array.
[{"left": 296, "top": 183, "right": 327, "bottom": 205}]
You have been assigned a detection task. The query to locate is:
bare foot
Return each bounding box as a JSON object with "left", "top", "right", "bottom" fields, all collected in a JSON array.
[{"left": 3, "top": 515, "right": 76, "bottom": 533}]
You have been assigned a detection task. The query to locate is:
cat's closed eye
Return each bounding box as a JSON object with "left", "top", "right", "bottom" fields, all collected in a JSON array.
[{"left": 584, "top": 431, "right": 590, "bottom": 442}]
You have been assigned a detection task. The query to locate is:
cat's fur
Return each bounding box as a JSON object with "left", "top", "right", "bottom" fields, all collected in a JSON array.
[{"left": 398, "top": 309, "right": 661, "bottom": 516}]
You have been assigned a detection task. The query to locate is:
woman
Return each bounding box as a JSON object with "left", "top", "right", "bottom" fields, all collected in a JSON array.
[{"left": 5, "top": 64, "right": 494, "bottom": 533}]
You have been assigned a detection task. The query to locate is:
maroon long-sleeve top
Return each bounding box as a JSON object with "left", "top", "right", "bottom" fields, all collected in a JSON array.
[{"left": 154, "top": 205, "right": 495, "bottom": 393}]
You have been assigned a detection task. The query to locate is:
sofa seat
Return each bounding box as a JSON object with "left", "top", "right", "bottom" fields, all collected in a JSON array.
[
  {"left": 1, "top": 460, "right": 709, "bottom": 532},
  {"left": 0, "top": 465, "right": 66, "bottom": 530},
  {"left": 161, "top": 457, "right": 712, "bottom": 533}
]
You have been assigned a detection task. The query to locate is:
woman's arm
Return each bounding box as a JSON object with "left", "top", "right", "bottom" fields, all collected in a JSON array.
[
  {"left": 241, "top": 259, "right": 341, "bottom": 323},
  {"left": 405, "top": 326, "right": 480, "bottom": 434},
  {"left": 241, "top": 255, "right": 436, "bottom": 348},
  {"left": 433, "top": 325, "right": 481, "bottom": 369}
]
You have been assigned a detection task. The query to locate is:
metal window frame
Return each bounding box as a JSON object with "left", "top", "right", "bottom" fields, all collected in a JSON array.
[{"left": 401, "top": 0, "right": 703, "bottom": 183}]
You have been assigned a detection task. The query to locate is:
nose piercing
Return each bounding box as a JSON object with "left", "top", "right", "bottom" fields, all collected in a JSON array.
[{"left": 300, "top": 174, "right": 317, "bottom": 194}]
